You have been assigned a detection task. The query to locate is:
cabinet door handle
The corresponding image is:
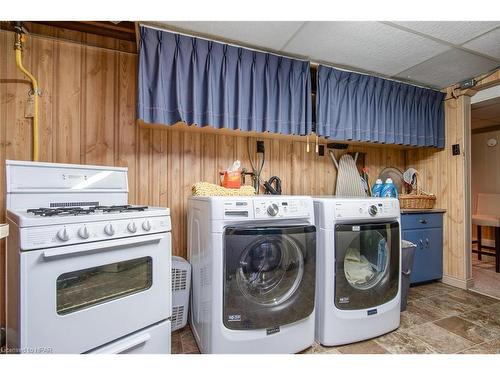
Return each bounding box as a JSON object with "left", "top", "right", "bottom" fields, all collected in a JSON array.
[
  {"left": 419, "top": 239, "right": 424, "bottom": 249},
  {"left": 419, "top": 219, "right": 427, "bottom": 224},
  {"left": 425, "top": 238, "right": 430, "bottom": 248}
]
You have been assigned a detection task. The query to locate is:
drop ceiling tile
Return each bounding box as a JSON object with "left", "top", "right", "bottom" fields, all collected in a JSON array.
[
  {"left": 391, "top": 21, "right": 500, "bottom": 45},
  {"left": 395, "top": 48, "right": 499, "bottom": 88},
  {"left": 154, "top": 21, "right": 304, "bottom": 51},
  {"left": 463, "top": 28, "right": 500, "bottom": 60},
  {"left": 281, "top": 21, "right": 449, "bottom": 76}
]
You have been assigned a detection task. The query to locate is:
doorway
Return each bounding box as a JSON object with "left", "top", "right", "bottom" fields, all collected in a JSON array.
[{"left": 469, "top": 87, "right": 500, "bottom": 299}]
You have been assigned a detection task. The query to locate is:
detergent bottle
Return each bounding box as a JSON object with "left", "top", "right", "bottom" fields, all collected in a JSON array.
[
  {"left": 381, "top": 178, "right": 398, "bottom": 198},
  {"left": 371, "top": 179, "right": 384, "bottom": 197}
]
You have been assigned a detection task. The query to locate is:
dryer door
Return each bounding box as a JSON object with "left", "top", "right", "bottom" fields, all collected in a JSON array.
[
  {"left": 334, "top": 221, "right": 399, "bottom": 310},
  {"left": 223, "top": 225, "right": 315, "bottom": 330}
]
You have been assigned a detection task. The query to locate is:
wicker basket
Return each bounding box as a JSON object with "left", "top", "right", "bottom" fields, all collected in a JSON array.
[{"left": 399, "top": 193, "right": 436, "bottom": 209}]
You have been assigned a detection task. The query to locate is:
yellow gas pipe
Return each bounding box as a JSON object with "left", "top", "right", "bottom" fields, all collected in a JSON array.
[{"left": 14, "top": 28, "right": 39, "bottom": 161}]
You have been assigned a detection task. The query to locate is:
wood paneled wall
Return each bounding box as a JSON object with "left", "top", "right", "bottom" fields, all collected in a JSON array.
[
  {"left": 0, "top": 28, "right": 406, "bottom": 326},
  {"left": 406, "top": 95, "right": 472, "bottom": 285}
]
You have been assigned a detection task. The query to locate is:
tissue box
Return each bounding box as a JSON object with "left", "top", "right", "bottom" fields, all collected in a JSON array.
[{"left": 221, "top": 171, "right": 241, "bottom": 189}]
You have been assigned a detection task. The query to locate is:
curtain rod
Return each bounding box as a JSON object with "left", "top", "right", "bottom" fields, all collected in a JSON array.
[
  {"left": 310, "top": 62, "right": 441, "bottom": 92},
  {"left": 139, "top": 22, "right": 441, "bottom": 92},
  {"left": 139, "top": 22, "right": 309, "bottom": 63}
]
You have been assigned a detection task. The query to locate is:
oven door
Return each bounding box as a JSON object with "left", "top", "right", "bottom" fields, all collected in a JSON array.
[
  {"left": 19, "top": 232, "right": 171, "bottom": 354},
  {"left": 334, "top": 221, "right": 399, "bottom": 310}
]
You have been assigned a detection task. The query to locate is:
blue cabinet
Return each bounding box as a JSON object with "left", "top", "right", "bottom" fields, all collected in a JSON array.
[{"left": 401, "top": 212, "right": 444, "bottom": 284}]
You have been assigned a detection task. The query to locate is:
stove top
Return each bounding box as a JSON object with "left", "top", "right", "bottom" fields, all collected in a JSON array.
[
  {"left": 7, "top": 204, "right": 170, "bottom": 228},
  {"left": 27, "top": 205, "right": 149, "bottom": 217}
]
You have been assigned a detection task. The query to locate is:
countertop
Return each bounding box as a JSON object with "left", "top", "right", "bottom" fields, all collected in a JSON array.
[{"left": 400, "top": 208, "right": 446, "bottom": 214}]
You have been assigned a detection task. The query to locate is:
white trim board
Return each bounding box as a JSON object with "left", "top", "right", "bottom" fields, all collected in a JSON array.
[
  {"left": 468, "top": 288, "right": 500, "bottom": 301},
  {"left": 471, "top": 85, "right": 500, "bottom": 104},
  {"left": 441, "top": 275, "right": 474, "bottom": 290}
]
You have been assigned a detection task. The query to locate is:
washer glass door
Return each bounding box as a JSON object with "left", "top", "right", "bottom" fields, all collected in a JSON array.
[
  {"left": 334, "top": 221, "right": 399, "bottom": 310},
  {"left": 224, "top": 225, "right": 316, "bottom": 330}
]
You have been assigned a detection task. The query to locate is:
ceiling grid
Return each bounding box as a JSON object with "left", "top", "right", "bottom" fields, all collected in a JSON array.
[{"left": 153, "top": 21, "right": 500, "bottom": 89}]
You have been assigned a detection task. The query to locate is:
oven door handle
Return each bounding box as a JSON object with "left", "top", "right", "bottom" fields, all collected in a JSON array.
[
  {"left": 90, "top": 333, "right": 152, "bottom": 354},
  {"left": 42, "top": 233, "right": 165, "bottom": 260}
]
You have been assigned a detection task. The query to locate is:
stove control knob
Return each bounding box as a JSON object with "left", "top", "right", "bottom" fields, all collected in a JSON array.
[
  {"left": 142, "top": 220, "right": 152, "bottom": 232},
  {"left": 104, "top": 223, "right": 115, "bottom": 236},
  {"left": 78, "top": 226, "right": 90, "bottom": 239},
  {"left": 57, "top": 228, "right": 70, "bottom": 242},
  {"left": 267, "top": 203, "right": 279, "bottom": 217},
  {"left": 368, "top": 205, "right": 378, "bottom": 217},
  {"left": 127, "top": 222, "right": 137, "bottom": 233}
]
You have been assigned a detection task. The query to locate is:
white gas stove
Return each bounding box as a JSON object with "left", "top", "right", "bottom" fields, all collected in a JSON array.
[{"left": 5, "top": 160, "right": 172, "bottom": 354}]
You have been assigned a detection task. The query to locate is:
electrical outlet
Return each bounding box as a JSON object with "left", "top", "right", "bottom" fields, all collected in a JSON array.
[
  {"left": 318, "top": 144, "right": 325, "bottom": 156},
  {"left": 256, "top": 140, "right": 265, "bottom": 153},
  {"left": 452, "top": 144, "right": 460, "bottom": 156}
]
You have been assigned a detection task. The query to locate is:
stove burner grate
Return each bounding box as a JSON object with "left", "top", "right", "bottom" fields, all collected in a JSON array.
[{"left": 27, "top": 205, "right": 149, "bottom": 217}]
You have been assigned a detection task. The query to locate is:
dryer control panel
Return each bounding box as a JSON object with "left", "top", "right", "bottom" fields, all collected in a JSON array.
[{"left": 334, "top": 199, "right": 399, "bottom": 220}]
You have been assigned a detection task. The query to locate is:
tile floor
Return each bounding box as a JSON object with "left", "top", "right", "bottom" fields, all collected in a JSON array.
[
  {"left": 470, "top": 252, "right": 500, "bottom": 299},
  {"left": 171, "top": 281, "right": 500, "bottom": 354}
]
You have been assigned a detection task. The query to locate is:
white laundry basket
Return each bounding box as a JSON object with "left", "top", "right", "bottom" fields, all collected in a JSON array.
[{"left": 171, "top": 256, "right": 191, "bottom": 332}]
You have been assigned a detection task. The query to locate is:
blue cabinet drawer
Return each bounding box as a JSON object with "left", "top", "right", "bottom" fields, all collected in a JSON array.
[{"left": 401, "top": 213, "right": 443, "bottom": 230}]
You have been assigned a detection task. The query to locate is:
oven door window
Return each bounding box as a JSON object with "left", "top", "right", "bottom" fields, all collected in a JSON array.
[
  {"left": 334, "top": 221, "right": 399, "bottom": 310},
  {"left": 56, "top": 257, "right": 153, "bottom": 315}
]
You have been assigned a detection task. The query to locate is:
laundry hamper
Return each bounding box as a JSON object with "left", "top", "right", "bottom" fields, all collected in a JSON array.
[{"left": 171, "top": 256, "right": 191, "bottom": 332}]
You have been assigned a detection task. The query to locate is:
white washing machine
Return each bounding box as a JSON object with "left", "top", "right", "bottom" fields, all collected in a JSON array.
[
  {"left": 313, "top": 197, "right": 401, "bottom": 346},
  {"left": 188, "top": 196, "right": 316, "bottom": 354}
]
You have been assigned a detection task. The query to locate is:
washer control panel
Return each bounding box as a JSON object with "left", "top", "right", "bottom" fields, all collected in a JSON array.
[
  {"left": 254, "top": 199, "right": 310, "bottom": 219},
  {"left": 334, "top": 199, "right": 399, "bottom": 220}
]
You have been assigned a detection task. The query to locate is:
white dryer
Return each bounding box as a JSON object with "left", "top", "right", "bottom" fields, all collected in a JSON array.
[
  {"left": 313, "top": 197, "right": 401, "bottom": 346},
  {"left": 188, "top": 196, "right": 316, "bottom": 354}
]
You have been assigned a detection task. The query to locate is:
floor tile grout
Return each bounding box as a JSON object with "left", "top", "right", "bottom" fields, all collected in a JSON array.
[{"left": 172, "top": 282, "right": 500, "bottom": 354}]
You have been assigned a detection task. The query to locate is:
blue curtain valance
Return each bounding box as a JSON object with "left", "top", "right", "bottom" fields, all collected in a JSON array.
[
  {"left": 316, "top": 65, "right": 445, "bottom": 148},
  {"left": 138, "top": 26, "right": 312, "bottom": 136}
]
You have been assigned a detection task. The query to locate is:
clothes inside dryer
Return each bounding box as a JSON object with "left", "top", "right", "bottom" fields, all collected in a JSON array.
[
  {"left": 334, "top": 221, "right": 399, "bottom": 310},
  {"left": 344, "top": 232, "right": 389, "bottom": 289},
  {"left": 344, "top": 248, "right": 376, "bottom": 286}
]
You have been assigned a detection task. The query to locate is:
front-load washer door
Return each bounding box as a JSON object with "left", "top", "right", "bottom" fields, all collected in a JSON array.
[
  {"left": 223, "top": 225, "right": 316, "bottom": 330},
  {"left": 334, "top": 221, "right": 399, "bottom": 310}
]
